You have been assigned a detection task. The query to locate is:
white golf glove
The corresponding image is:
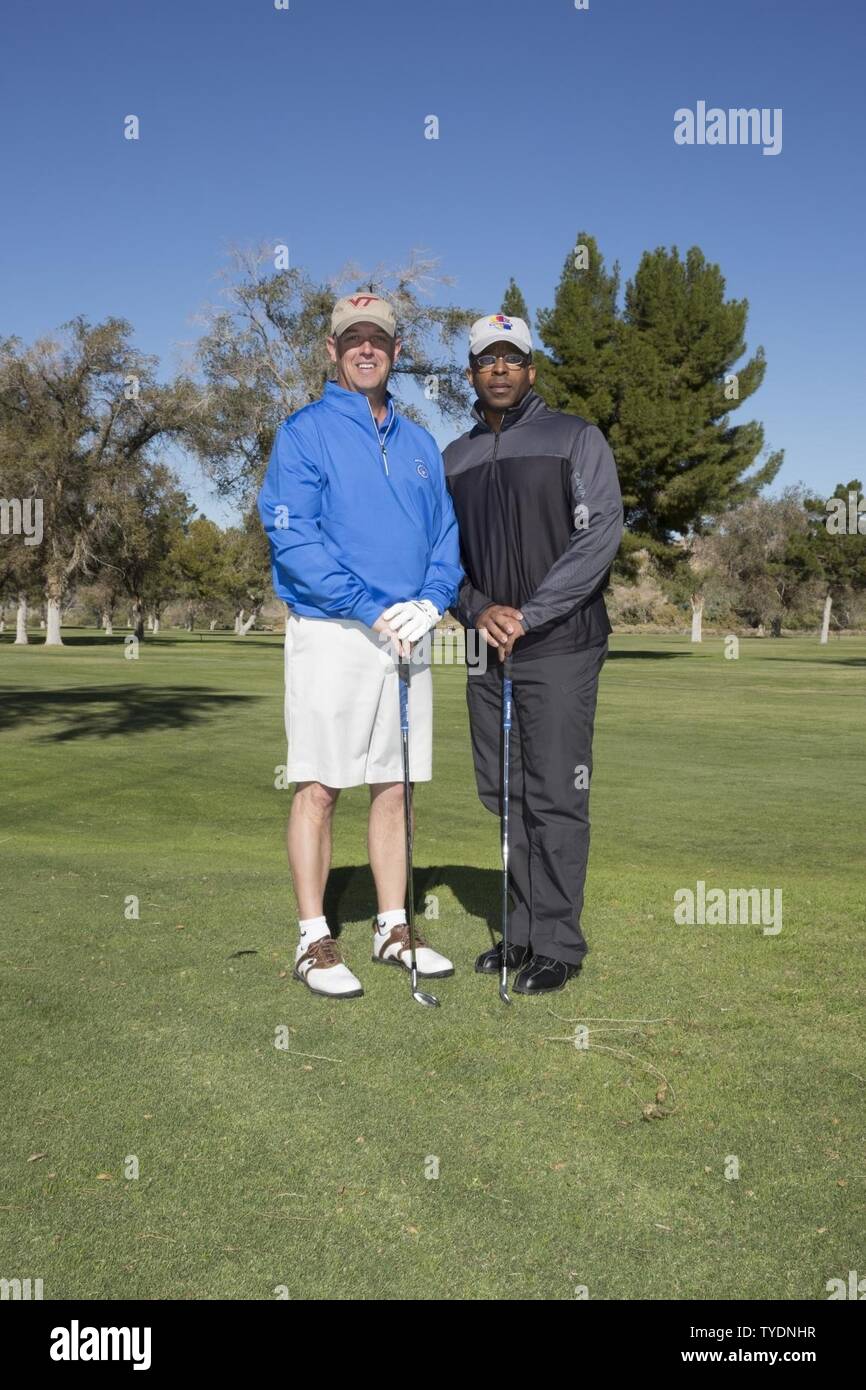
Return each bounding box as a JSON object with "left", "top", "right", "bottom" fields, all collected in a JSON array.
[{"left": 381, "top": 599, "right": 441, "bottom": 643}]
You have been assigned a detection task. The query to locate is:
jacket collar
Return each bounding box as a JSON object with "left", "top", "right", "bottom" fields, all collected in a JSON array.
[
  {"left": 323, "top": 379, "right": 394, "bottom": 428},
  {"left": 470, "top": 387, "right": 546, "bottom": 434}
]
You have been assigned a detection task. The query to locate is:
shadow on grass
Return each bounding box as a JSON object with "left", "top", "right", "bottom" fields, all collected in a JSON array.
[
  {"left": 324, "top": 863, "right": 501, "bottom": 940},
  {"left": 141, "top": 636, "right": 281, "bottom": 649},
  {"left": 606, "top": 649, "right": 689, "bottom": 660},
  {"left": 12, "top": 632, "right": 283, "bottom": 651},
  {"left": 754, "top": 654, "right": 866, "bottom": 666},
  {"left": 0, "top": 685, "right": 260, "bottom": 740}
]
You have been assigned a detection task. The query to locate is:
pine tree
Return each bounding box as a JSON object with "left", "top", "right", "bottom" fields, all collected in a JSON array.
[
  {"left": 534, "top": 232, "right": 619, "bottom": 430},
  {"left": 613, "top": 245, "right": 781, "bottom": 548},
  {"left": 535, "top": 236, "right": 782, "bottom": 614},
  {"left": 501, "top": 278, "right": 529, "bottom": 322}
]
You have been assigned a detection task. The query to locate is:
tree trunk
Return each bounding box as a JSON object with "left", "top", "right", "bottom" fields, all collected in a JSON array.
[
  {"left": 102, "top": 611, "right": 113, "bottom": 635},
  {"left": 234, "top": 609, "right": 243, "bottom": 634},
  {"left": 690, "top": 593, "right": 704, "bottom": 643},
  {"left": 152, "top": 615, "right": 160, "bottom": 634},
  {"left": 14, "top": 594, "right": 28, "bottom": 644},
  {"left": 44, "top": 585, "right": 64, "bottom": 645},
  {"left": 770, "top": 615, "right": 782, "bottom": 638},
  {"left": 209, "top": 618, "right": 218, "bottom": 631},
  {"left": 146, "top": 615, "right": 154, "bottom": 631},
  {"left": 820, "top": 593, "right": 832, "bottom": 645},
  {"left": 239, "top": 605, "right": 259, "bottom": 636},
  {"left": 131, "top": 597, "right": 145, "bottom": 641}
]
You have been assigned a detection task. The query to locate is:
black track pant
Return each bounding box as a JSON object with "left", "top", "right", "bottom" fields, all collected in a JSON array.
[{"left": 465, "top": 640, "right": 608, "bottom": 966}]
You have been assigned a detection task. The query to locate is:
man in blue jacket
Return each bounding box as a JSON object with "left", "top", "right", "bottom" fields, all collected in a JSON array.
[{"left": 258, "top": 294, "right": 462, "bottom": 999}]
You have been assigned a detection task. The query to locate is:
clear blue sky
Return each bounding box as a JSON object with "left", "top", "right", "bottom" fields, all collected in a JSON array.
[{"left": 3, "top": 0, "right": 864, "bottom": 523}]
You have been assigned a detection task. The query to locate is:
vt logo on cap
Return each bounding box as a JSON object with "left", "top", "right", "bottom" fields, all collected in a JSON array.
[{"left": 330, "top": 294, "right": 398, "bottom": 339}]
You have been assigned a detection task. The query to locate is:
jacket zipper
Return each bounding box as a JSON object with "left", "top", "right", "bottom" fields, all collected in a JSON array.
[
  {"left": 490, "top": 406, "right": 510, "bottom": 463},
  {"left": 365, "top": 395, "right": 395, "bottom": 476}
]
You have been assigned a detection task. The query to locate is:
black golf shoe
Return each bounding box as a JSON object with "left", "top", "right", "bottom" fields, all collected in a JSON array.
[
  {"left": 512, "top": 954, "right": 583, "bottom": 995},
  {"left": 474, "top": 939, "right": 531, "bottom": 974}
]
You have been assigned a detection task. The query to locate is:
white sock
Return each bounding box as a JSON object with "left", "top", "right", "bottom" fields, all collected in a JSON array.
[
  {"left": 297, "top": 916, "right": 330, "bottom": 958},
  {"left": 376, "top": 908, "right": 407, "bottom": 936}
]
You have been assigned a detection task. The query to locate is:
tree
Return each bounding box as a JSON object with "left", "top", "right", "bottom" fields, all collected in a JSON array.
[
  {"left": 222, "top": 515, "right": 272, "bottom": 635},
  {"left": 186, "top": 246, "right": 478, "bottom": 506},
  {"left": 535, "top": 232, "right": 620, "bottom": 434},
  {"left": 167, "top": 517, "right": 228, "bottom": 631},
  {"left": 0, "top": 414, "right": 44, "bottom": 644},
  {"left": 93, "top": 461, "right": 194, "bottom": 640},
  {"left": 0, "top": 319, "right": 199, "bottom": 644},
  {"left": 501, "top": 278, "right": 530, "bottom": 322},
  {"left": 613, "top": 245, "right": 781, "bottom": 549},
  {"left": 0, "top": 530, "right": 43, "bottom": 644},
  {"left": 805, "top": 480, "right": 866, "bottom": 642},
  {"left": 699, "top": 490, "right": 824, "bottom": 636},
  {"left": 534, "top": 235, "right": 783, "bottom": 639}
]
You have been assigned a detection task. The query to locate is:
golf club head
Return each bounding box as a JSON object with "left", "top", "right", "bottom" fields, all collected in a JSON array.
[
  {"left": 499, "top": 968, "right": 512, "bottom": 1006},
  {"left": 410, "top": 963, "right": 440, "bottom": 1007}
]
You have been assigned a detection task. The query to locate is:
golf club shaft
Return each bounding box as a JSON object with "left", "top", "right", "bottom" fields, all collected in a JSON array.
[
  {"left": 501, "top": 655, "right": 513, "bottom": 995},
  {"left": 398, "top": 657, "right": 419, "bottom": 990}
]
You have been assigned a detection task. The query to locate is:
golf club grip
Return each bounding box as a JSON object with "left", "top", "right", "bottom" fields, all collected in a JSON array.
[
  {"left": 398, "top": 661, "right": 409, "bottom": 733},
  {"left": 502, "top": 674, "right": 513, "bottom": 731}
]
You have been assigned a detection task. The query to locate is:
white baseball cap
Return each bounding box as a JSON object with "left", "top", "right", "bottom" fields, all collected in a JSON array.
[{"left": 469, "top": 313, "right": 533, "bottom": 358}]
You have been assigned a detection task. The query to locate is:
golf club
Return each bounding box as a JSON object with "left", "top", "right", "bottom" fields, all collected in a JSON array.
[
  {"left": 397, "top": 651, "right": 439, "bottom": 1008},
  {"left": 499, "top": 653, "right": 514, "bottom": 1005}
]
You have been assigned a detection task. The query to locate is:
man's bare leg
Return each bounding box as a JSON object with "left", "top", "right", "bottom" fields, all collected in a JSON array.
[
  {"left": 288, "top": 780, "right": 365, "bottom": 998},
  {"left": 287, "top": 780, "right": 340, "bottom": 919},
  {"left": 368, "top": 781, "right": 409, "bottom": 913},
  {"left": 368, "top": 780, "right": 454, "bottom": 976}
]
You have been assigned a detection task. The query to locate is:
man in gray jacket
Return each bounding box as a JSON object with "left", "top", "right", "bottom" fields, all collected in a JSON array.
[{"left": 443, "top": 314, "right": 624, "bottom": 995}]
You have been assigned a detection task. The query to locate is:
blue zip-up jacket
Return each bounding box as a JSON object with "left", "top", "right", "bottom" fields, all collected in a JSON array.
[{"left": 257, "top": 381, "right": 463, "bottom": 628}]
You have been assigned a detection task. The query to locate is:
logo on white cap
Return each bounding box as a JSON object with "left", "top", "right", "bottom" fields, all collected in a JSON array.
[{"left": 469, "top": 313, "right": 533, "bottom": 358}]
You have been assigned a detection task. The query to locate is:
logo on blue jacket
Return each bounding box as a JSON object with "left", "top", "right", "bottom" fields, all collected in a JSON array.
[{"left": 415, "top": 460, "right": 429, "bottom": 479}]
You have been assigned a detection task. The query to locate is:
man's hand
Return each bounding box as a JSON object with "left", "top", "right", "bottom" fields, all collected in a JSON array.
[
  {"left": 382, "top": 599, "right": 441, "bottom": 644},
  {"left": 372, "top": 611, "right": 410, "bottom": 658},
  {"left": 476, "top": 604, "right": 526, "bottom": 657},
  {"left": 497, "top": 618, "right": 526, "bottom": 661}
]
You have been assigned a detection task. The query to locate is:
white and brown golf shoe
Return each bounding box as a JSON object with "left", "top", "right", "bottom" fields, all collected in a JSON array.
[
  {"left": 293, "top": 935, "right": 363, "bottom": 999},
  {"left": 371, "top": 919, "right": 454, "bottom": 978}
]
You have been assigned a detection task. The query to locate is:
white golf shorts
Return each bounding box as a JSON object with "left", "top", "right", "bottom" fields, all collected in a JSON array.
[{"left": 283, "top": 612, "right": 433, "bottom": 787}]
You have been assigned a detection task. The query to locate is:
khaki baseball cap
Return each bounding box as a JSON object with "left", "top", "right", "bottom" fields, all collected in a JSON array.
[{"left": 330, "top": 293, "right": 398, "bottom": 340}]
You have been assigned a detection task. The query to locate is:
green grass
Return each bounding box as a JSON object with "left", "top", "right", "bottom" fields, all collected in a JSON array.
[{"left": 1, "top": 627, "right": 863, "bottom": 1300}]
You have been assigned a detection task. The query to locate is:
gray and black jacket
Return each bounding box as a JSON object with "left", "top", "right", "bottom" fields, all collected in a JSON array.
[{"left": 442, "top": 390, "right": 624, "bottom": 662}]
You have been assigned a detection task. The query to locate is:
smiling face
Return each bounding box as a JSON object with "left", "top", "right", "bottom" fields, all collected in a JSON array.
[
  {"left": 467, "top": 338, "right": 536, "bottom": 417},
  {"left": 327, "top": 320, "right": 400, "bottom": 397}
]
